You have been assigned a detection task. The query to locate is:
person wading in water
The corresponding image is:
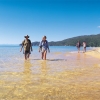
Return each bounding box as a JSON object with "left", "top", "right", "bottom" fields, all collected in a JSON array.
[
  {"left": 39, "top": 36, "right": 50, "bottom": 60},
  {"left": 20, "top": 35, "right": 33, "bottom": 60}
]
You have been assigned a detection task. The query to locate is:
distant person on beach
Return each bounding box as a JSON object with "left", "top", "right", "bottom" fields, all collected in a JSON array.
[
  {"left": 76, "top": 40, "right": 81, "bottom": 53},
  {"left": 83, "top": 41, "right": 86, "bottom": 53},
  {"left": 39, "top": 36, "right": 50, "bottom": 60},
  {"left": 20, "top": 35, "right": 33, "bottom": 60}
]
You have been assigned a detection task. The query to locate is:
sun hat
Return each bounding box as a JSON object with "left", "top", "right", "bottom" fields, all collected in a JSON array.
[{"left": 24, "top": 35, "right": 29, "bottom": 38}]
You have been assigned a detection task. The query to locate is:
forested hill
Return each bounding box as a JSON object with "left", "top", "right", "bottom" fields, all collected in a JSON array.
[{"left": 31, "top": 34, "right": 100, "bottom": 47}]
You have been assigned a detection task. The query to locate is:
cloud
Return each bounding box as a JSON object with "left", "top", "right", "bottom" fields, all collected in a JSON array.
[{"left": 98, "top": 26, "right": 100, "bottom": 28}]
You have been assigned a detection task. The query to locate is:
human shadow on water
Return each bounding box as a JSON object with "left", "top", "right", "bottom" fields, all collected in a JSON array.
[
  {"left": 32, "top": 59, "right": 41, "bottom": 60},
  {"left": 31, "top": 59, "right": 67, "bottom": 61}
]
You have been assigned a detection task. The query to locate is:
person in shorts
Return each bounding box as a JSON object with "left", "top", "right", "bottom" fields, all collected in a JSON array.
[
  {"left": 39, "top": 36, "right": 50, "bottom": 60},
  {"left": 20, "top": 35, "right": 33, "bottom": 60}
]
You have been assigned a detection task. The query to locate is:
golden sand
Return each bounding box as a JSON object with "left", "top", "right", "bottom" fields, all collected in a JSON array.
[
  {"left": 0, "top": 51, "right": 100, "bottom": 100},
  {"left": 86, "top": 47, "right": 100, "bottom": 59}
]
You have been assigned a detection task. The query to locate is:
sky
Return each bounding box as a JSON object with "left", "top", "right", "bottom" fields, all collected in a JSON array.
[{"left": 0, "top": 0, "right": 100, "bottom": 44}]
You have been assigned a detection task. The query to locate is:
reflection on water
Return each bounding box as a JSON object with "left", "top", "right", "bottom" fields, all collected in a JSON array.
[
  {"left": 39, "top": 61, "right": 48, "bottom": 83},
  {"left": 23, "top": 60, "right": 32, "bottom": 83},
  {"left": 0, "top": 52, "right": 100, "bottom": 100}
]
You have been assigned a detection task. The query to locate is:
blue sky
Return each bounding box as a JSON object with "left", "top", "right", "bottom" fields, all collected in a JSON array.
[{"left": 0, "top": 0, "right": 100, "bottom": 44}]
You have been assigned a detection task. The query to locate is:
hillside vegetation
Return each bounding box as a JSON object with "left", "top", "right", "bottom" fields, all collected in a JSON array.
[{"left": 31, "top": 34, "right": 100, "bottom": 47}]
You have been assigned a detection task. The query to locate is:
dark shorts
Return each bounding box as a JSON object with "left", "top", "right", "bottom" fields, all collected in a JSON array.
[{"left": 23, "top": 50, "right": 31, "bottom": 55}]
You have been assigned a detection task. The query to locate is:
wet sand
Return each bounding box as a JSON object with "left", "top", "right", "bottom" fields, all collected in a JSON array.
[{"left": 0, "top": 51, "right": 100, "bottom": 100}]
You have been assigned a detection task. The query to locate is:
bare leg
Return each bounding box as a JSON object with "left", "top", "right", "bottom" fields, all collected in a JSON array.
[
  {"left": 25, "top": 54, "right": 27, "bottom": 60},
  {"left": 78, "top": 48, "right": 80, "bottom": 53},
  {"left": 83, "top": 47, "right": 86, "bottom": 53},
  {"left": 27, "top": 53, "right": 30, "bottom": 59},
  {"left": 83, "top": 47, "right": 84, "bottom": 53},
  {"left": 44, "top": 51, "right": 47, "bottom": 60},
  {"left": 85, "top": 47, "right": 86, "bottom": 52}
]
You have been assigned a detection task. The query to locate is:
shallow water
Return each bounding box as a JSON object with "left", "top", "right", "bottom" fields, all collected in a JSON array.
[{"left": 0, "top": 46, "right": 100, "bottom": 100}]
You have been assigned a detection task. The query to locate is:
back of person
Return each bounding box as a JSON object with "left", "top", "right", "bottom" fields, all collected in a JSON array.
[
  {"left": 76, "top": 42, "right": 81, "bottom": 48},
  {"left": 83, "top": 42, "right": 86, "bottom": 48}
]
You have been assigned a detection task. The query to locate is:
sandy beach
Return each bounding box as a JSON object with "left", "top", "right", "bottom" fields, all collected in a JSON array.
[
  {"left": 0, "top": 48, "right": 100, "bottom": 100},
  {"left": 86, "top": 47, "right": 100, "bottom": 59}
]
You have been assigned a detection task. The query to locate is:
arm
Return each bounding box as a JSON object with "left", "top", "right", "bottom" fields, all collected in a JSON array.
[
  {"left": 30, "top": 40, "right": 33, "bottom": 51},
  {"left": 20, "top": 41, "right": 24, "bottom": 52},
  {"left": 20, "top": 46, "right": 23, "bottom": 52},
  {"left": 47, "top": 41, "right": 50, "bottom": 52},
  {"left": 31, "top": 45, "right": 33, "bottom": 51}
]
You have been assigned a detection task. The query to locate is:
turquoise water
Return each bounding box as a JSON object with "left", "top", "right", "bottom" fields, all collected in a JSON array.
[
  {"left": 0, "top": 46, "right": 100, "bottom": 100},
  {"left": 0, "top": 46, "right": 92, "bottom": 63},
  {"left": 0, "top": 45, "right": 91, "bottom": 56},
  {"left": 0, "top": 45, "right": 92, "bottom": 73},
  {"left": 0, "top": 45, "right": 92, "bottom": 58}
]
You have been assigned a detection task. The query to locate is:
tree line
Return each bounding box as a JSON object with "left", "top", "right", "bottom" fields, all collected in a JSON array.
[{"left": 23, "top": 34, "right": 100, "bottom": 47}]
